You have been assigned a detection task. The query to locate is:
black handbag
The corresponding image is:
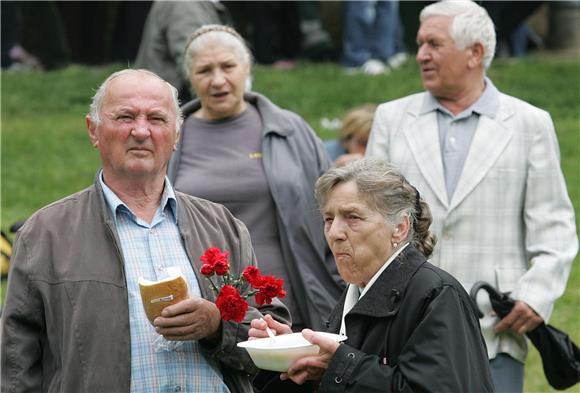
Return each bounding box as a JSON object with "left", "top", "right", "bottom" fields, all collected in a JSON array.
[{"left": 470, "top": 281, "right": 580, "bottom": 390}]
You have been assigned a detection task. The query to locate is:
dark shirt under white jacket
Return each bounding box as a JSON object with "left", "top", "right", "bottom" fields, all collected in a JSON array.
[
  {"left": 0, "top": 175, "right": 290, "bottom": 393},
  {"left": 168, "top": 92, "right": 346, "bottom": 331}
]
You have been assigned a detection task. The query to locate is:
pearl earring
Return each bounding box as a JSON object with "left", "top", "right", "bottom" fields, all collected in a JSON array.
[{"left": 392, "top": 242, "right": 398, "bottom": 248}]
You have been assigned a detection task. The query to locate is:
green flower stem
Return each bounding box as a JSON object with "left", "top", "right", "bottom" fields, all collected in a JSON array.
[
  {"left": 206, "top": 277, "right": 220, "bottom": 295},
  {"left": 243, "top": 290, "right": 259, "bottom": 300}
]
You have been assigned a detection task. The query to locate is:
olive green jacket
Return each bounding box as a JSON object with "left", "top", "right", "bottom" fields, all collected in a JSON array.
[{"left": 1, "top": 175, "right": 289, "bottom": 393}]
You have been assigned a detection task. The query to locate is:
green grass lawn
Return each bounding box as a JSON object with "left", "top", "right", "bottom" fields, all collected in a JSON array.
[{"left": 1, "top": 55, "right": 579, "bottom": 392}]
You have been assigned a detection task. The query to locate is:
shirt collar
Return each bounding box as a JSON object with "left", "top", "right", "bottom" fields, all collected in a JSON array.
[
  {"left": 98, "top": 170, "right": 178, "bottom": 223},
  {"left": 420, "top": 77, "right": 500, "bottom": 119}
]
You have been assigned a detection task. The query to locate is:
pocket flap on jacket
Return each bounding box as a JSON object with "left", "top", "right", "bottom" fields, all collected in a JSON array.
[{"left": 495, "top": 267, "right": 525, "bottom": 294}]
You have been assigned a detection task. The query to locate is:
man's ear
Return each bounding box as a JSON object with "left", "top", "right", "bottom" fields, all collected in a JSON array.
[
  {"left": 173, "top": 128, "right": 180, "bottom": 151},
  {"left": 468, "top": 42, "right": 485, "bottom": 69},
  {"left": 393, "top": 215, "right": 410, "bottom": 244},
  {"left": 86, "top": 115, "right": 99, "bottom": 148}
]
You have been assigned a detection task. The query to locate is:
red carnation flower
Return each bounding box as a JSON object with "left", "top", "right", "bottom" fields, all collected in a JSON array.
[
  {"left": 201, "top": 247, "right": 230, "bottom": 265},
  {"left": 200, "top": 247, "right": 230, "bottom": 277},
  {"left": 201, "top": 264, "right": 214, "bottom": 276},
  {"left": 199, "top": 247, "right": 285, "bottom": 323},
  {"left": 216, "top": 285, "right": 248, "bottom": 323},
  {"left": 214, "top": 259, "right": 229, "bottom": 276},
  {"left": 242, "top": 266, "right": 262, "bottom": 287},
  {"left": 255, "top": 276, "right": 286, "bottom": 306}
]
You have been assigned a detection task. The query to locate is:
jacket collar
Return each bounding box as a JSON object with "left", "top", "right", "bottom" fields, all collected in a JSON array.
[
  {"left": 180, "top": 91, "right": 296, "bottom": 138},
  {"left": 97, "top": 170, "right": 178, "bottom": 225},
  {"left": 94, "top": 171, "right": 116, "bottom": 228},
  {"left": 404, "top": 82, "right": 515, "bottom": 211},
  {"left": 419, "top": 77, "right": 500, "bottom": 119},
  {"left": 352, "top": 246, "right": 425, "bottom": 317},
  {"left": 328, "top": 246, "right": 426, "bottom": 331}
]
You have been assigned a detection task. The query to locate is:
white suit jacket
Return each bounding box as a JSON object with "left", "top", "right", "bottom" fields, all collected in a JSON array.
[{"left": 366, "top": 90, "right": 578, "bottom": 362}]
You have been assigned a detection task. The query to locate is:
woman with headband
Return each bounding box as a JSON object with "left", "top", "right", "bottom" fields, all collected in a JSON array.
[{"left": 168, "top": 25, "right": 345, "bottom": 333}]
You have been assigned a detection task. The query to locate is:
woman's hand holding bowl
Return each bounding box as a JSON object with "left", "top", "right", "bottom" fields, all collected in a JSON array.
[{"left": 281, "top": 329, "right": 340, "bottom": 385}]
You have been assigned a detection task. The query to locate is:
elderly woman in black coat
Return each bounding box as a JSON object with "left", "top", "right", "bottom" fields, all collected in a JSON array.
[{"left": 250, "top": 158, "right": 495, "bottom": 393}]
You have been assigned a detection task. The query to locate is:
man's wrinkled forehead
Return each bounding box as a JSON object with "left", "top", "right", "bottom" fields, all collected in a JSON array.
[{"left": 102, "top": 72, "right": 173, "bottom": 108}]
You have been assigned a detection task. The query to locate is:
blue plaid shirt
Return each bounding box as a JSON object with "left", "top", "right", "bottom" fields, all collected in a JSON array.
[{"left": 99, "top": 173, "right": 230, "bottom": 393}]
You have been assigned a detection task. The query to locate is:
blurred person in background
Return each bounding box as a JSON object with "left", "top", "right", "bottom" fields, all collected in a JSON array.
[
  {"left": 341, "top": 0, "right": 408, "bottom": 75},
  {"left": 250, "top": 158, "right": 494, "bottom": 393},
  {"left": 243, "top": 1, "right": 302, "bottom": 69},
  {"left": 365, "top": 2, "right": 578, "bottom": 392},
  {"left": 324, "top": 103, "right": 377, "bottom": 167},
  {"left": 135, "top": 1, "right": 231, "bottom": 102},
  {"left": 168, "top": 25, "right": 345, "bottom": 334},
  {"left": 482, "top": 1, "right": 544, "bottom": 58}
]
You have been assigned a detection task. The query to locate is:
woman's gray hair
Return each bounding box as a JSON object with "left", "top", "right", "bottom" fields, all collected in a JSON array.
[
  {"left": 183, "top": 24, "right": 253, "bottom": 80},
  {"left": 420, "top": 0, "right": 496, "bottom": 70},
  {"left": 88, "top": 69, "right": 183, "bottom": 133},
  {"left": 315, "top": 158, "right": 437, "bottom": 257}
]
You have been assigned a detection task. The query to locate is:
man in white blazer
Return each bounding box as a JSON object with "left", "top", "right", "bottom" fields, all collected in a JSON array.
[{"left": 366, "top": 2, "right": 578, "bottom": 392}]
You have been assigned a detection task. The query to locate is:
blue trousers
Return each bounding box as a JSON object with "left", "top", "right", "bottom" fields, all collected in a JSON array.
[
  {"left": 341, "top": 0, "right": 401, "bottom": 67},
  {"left": 490, "top": 353, "right": 524, "bottom": 393}
]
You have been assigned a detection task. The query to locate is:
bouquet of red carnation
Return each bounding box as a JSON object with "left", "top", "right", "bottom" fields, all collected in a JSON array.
[{"left": 200, "top": 247, "right": 286, "bottom": 323}]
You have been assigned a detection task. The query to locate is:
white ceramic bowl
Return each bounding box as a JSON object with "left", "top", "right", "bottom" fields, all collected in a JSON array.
[{"left": 237, "top": 332, "right": 347, "bottom": 372}]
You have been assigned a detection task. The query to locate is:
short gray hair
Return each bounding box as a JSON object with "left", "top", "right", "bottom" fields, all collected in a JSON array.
[
  {"left": 314, "top": 158, "right": 437, "bottom": 257},
  {"left": 183, "top": 24, "right": 253, "bottom": 80},
  {"left": 420, "top": 0, "right": 496, "bottom": 69},
  {"left": 88, "top": 69, "right": 183, "bottom": 133}
]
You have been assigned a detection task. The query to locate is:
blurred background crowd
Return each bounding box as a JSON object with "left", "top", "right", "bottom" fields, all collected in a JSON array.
[{"left": 2, "top": 1, "right": 579, "bottom": 75}]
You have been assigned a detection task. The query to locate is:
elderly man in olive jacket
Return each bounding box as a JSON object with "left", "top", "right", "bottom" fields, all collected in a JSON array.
[{"left": 0, "top": 69, "right": 289, "bottom": 393}]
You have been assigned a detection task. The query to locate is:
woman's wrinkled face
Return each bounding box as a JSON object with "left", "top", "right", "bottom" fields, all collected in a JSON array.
[
  {"left": 322, "top": 181, "right": 394, "bottom": 287},
  {"left": 189, "top": 43, "right": 249, "bottom": 120}
]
